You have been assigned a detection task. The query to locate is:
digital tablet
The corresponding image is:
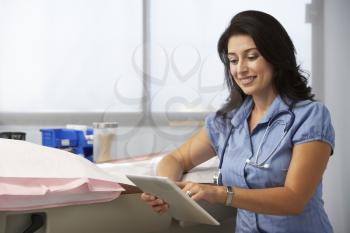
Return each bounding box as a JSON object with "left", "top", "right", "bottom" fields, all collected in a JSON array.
[{"left": 126, "top": 174, "right": 220, "bottom": 226}]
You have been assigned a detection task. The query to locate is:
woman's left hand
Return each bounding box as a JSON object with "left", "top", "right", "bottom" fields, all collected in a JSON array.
[{"left": 176, "top": 181, "right": 226, "bottom": 204}]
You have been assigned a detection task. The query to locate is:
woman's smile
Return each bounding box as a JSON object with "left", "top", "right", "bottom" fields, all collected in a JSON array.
[{"left": 238, "top": 76, "right": 256, "bottom": 86}]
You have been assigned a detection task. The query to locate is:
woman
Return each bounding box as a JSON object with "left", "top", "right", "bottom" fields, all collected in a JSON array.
[{"left": 141, "top": 10, "right": 334, "bottom": 233}]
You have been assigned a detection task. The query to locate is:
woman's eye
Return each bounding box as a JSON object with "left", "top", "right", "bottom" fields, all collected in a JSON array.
[
  {"left": 229, "top": 59, "right": 238, "bottom": 64},
  {"left": 247, "top": 55, "right": 258, "bottom": 60}
]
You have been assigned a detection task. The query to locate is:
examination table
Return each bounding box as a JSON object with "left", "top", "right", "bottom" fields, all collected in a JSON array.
[{"left": 0, "top": 153, "right": 236, "bottom": 233}]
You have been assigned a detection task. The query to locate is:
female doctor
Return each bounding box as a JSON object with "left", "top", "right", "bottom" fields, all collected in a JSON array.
[{"left": 141, "top": 10, "right": 335, "bottom": 233}]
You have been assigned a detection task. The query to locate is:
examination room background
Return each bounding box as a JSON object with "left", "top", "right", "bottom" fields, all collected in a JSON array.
[{"left": 0, "top": 0, "right": 349, "bottom": 232}]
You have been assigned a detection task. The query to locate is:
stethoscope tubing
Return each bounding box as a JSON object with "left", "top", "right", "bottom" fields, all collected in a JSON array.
[{"left": 215, "top": 105, "right": 295, "bottom": 185}]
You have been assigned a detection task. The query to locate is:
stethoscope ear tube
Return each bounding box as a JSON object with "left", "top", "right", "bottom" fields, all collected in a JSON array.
[
  {"left": 217, "top": 125, "right": 235, "bottom": 170},
  {"left": 285, "top": 110, "right": 295, "bottom": 132},
  {"left": 215, "top": 125, "right": 233, "bottom": 186}
]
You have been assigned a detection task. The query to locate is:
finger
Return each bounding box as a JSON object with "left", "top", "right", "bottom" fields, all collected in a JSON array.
[
  {"left": 153, "top": 203, "right": 167, "bottom": 213},
  {"left": 148, "top": 199, "right": 165, "bottom": 207},
  {"left": 182, "top": 182, "right": 196, "bottom": 193},
  {"left": 153, "top": 205, "right": 163, "bottom": 212},
  {"left": 148, "top": 197, "right": 167, "bottom": 207},
  {"left": 184, "top": 184, "right": 202, "bottom": 199},
  {"left": 176, "top": 181, "right": 187, "bottom": 188},
  {"left": 141, "top": 192, "right": 156, "bottom": 201},
  {"left": 140, "top": 192, "right": 150, "bottom": 199},
  {"left": 158, "top": 204, "right": 170, "bottom": 214},
  {"left": 155, "top": 203, "right": 170, "bottom": 214},
  {"left": 190, "top": 191, "right": 203, "bottom": 201},
  {"left": 154, "top": 198, "right": 165, "bottom": 205}
]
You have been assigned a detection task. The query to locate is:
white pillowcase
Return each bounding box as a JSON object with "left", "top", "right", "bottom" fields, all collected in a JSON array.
[{"left": 0, "top": 139, "right": 124, "bottom": 211}]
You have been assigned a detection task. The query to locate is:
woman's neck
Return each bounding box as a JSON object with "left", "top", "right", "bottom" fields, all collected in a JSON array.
[
  {"left": 252, "top": 92, "right": 277, "bottom": 116},
  {"left": 248, "top": 93, "right": 277, "bottom": 134}
]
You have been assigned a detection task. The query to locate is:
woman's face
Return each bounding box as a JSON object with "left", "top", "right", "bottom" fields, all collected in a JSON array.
[{"left": 227, "top": 34, "right": 275, "bottom": 98}]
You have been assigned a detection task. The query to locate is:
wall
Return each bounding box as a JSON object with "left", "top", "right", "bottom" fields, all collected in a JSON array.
[{"left": 323, "top": 0, "right": 350, "bottom": 232}]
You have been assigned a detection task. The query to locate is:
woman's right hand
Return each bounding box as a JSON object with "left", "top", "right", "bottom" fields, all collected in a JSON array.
[{"left": 140, "top": 192, "right": 169, "bottom": 214}]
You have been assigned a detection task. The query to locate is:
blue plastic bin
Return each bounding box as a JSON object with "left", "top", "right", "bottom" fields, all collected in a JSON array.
[
  {"left": 40, "top": 129, "right": 78, "bottom": 148},
  {"left": 40, "top": 128, "right": 93, "bottom": 160}
]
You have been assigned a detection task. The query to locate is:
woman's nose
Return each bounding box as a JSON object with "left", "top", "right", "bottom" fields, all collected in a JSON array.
[{"left": 237, "top": 60, "right": 248, "bottom": 74}]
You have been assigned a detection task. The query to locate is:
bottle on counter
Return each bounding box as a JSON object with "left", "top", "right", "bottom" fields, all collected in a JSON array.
[{"left": 92, "top": 122, "right": 118, "bottom": 163}]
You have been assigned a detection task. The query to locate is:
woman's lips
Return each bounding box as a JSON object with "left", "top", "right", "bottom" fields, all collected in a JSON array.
[{"left": 239, "top": 76, "right": 256, "bottom": 85}]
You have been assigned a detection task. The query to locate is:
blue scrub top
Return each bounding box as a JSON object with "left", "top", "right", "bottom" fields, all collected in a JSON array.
[{"left": 205, "top": 96, "right": 335, "bottom": 233}]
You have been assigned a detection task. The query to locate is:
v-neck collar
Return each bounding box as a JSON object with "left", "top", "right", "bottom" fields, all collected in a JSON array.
[{"left": 230, "top": 95, "right": 290, "bottom": 129}]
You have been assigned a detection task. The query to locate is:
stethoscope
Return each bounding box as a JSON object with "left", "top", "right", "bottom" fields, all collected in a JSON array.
[{"left": 213, "top": 104, "right": 295, "bottom": 185}]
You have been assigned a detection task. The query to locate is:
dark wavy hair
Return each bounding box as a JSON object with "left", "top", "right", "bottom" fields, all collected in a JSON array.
[{"left": 217, "top": 10, "right": 314, "bottom": 115}]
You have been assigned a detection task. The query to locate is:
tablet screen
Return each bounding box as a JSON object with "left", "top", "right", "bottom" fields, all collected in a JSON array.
[{"left": 126, "top": 174, "right": 220, "bottom": 226}]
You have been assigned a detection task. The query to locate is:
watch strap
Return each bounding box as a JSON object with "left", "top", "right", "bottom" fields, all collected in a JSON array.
[{"left": 225, "top": 186, "right": 234, "bottom": 206}]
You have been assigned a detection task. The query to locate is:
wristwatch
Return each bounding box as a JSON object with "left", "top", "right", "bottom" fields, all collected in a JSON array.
[{"left": 225, "top": 186, "right": 234, "bottom": 206}]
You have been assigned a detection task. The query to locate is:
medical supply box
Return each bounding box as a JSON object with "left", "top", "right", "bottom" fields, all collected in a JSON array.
[{"left": 40, "top": 127, "right": 93, "bottom": 160}]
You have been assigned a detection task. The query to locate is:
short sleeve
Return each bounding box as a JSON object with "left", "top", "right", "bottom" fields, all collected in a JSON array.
[
  {"left": 205, "top": 111, "right": 236, "bottom": 154},
  {"left": 292, "top": 102, "right": 335, "bottom": 154},
  {"left": 204, "top": 113, "right": 221, "bottom": 154}
]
